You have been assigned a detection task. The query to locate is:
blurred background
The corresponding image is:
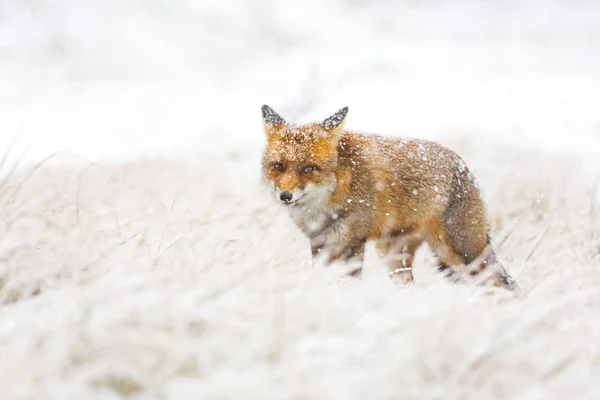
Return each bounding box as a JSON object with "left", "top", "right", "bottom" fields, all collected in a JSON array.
[{"left": 0, "top": 0, "right": 599, "bottom": 169}]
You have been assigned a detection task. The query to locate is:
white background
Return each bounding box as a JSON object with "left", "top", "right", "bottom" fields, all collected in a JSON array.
[{"left": 0, "top": 0, "right": 599, "bottom": 168}]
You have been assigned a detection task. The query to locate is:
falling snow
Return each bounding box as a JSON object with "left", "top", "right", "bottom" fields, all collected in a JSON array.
[{"left": 1, "top": 1, "right": 599, "bottom": 399}]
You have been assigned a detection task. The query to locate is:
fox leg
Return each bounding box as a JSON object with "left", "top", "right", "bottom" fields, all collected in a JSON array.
[
  {"left": 461, "top": 243, "right": 517, "bottom": 289},
  {"left": 375, "top": 235, "right": 423, "bottom": 284},
  {"left": 436, "top": 261, "right": 462, "bottom": 283},
  {"left": 426, "top": 195, "right": 517, "bottom": 290},
  {"left": 331, "top": 240, "right": 366, "bottom": 277},
  {"left": 311, "top": 236, "right": 326, "bottom": 265},
  {"left": 318, "top": 239, "right": 366, "bottom": 277},
  {"left": 311, "top": 235, "right": 366, "bottom": 277},
  {"left": 427, "top": 222, "right": 517, "bottom": 289},
  {"left": 345, "top": 243, "right": 366, "bottom": 277}
]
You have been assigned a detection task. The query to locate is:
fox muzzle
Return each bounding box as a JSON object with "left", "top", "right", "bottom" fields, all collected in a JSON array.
[{"left": 280, "top": 191, "right": 293, "bottom": 203}]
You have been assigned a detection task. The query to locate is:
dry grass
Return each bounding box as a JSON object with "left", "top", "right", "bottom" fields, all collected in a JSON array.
[{"left": 0, "top": 137, "right": 599, "bottom": 400}]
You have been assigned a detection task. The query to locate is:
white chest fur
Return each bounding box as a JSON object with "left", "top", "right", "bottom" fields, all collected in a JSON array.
[{"left": 288, "top": 204, "right": 333, "bottom": 238}]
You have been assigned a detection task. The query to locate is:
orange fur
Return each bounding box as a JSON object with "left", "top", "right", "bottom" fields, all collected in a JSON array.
[{"left": 260, "top": 105, "right": 517, "bottom": 290}]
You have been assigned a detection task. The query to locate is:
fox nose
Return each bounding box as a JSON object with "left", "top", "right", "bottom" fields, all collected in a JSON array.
[{"left": 280, "top": 191, "right": 293, "bottom": 203}]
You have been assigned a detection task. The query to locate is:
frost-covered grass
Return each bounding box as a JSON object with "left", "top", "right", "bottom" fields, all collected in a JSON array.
[{"left": 0, "top": 138, "right": 599, "bottom": 399}]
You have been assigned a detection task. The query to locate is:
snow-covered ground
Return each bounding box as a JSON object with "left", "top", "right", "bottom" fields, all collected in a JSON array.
[{"left": 1, "top": 0, "right": 600, "bottom": 399}]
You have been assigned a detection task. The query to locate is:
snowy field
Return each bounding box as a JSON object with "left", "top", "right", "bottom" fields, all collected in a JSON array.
[{"left": 1, "top": 0, "right": 600, "bottom": 399}]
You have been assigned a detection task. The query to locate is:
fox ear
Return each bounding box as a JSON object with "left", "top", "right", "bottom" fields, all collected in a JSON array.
[
  {"left": 261, "top": 105, "right": 286, "bottom": 139},
  {"left": 262, "top": 104, "right": 285, "bottom": 126},
  {"left": 320, "top": 107, "right": 348, "bottom": 133}
]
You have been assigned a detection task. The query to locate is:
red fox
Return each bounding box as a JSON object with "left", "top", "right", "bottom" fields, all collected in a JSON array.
[{"left": 260, "top": 105, "right": 517, "bottom": 290}]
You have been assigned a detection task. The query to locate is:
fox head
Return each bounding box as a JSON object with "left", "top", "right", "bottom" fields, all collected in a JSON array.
[{"left": 261, "top": 105, "right": 348, "bottom": 206}]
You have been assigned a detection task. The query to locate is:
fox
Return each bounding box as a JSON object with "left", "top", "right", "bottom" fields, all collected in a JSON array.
[{"left": 260, "top": 105, "right": 517, "bottom": 290}]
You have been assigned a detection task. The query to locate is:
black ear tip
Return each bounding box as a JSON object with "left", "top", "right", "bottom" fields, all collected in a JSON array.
[
  {"left": 262, "top": 104, "right": 286, "bottom": 124},
  {"left": 320, "top": 106, "right": 349, "bottom": 130}
]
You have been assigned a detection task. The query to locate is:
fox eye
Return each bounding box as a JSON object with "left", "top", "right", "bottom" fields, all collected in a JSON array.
[
  {"left": 272, "top": 162, "right": 284, "bottom": 172},
  {"left": 301, "top": 166, "right": 315, "bottom": 174}
]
